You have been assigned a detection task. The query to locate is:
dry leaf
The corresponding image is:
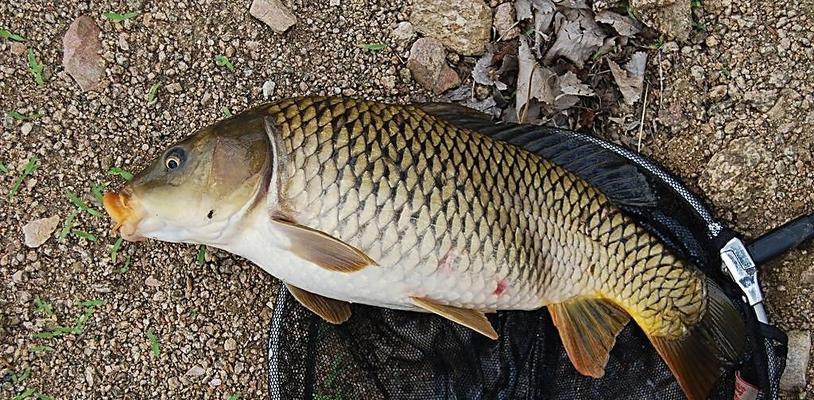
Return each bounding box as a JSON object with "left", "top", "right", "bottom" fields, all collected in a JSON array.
[
  {"left": 558, "top": 71, "right": 595, "bottom": 97},
  {"left": 473, "top": 47, "right": 511, "bottom": 91},
  {"left": 515, "top": 0, "right": 533, "bottom": 21},
  {"left": 473, "top": 50, "right": 496, "bottom": 86},
  {"left": 544, "top": 8, "right": 606, "bottom": 68},
  {"left": 533, "top": 0, "right": 557, "bottom": 37},
  {"left": 609, "top": 51, "right": 647, "bottom": 105},
  {"left": 553, "top": 0, "right": 590, "bottom": 9},
  {"left": 595, "top": 10, "right": 642, "bottom": 37},
  {"left": 517, "top": 37, "right": 547, "bottom": 116}
]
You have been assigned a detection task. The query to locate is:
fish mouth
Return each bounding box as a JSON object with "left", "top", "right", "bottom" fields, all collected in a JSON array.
[{"left": 103, "top": 190, "right": 146, "bottom": 242}]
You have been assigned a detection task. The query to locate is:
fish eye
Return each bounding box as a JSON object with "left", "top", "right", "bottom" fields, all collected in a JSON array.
[{"left": 164, "top": 148, "right": 186, "bottom": 171}]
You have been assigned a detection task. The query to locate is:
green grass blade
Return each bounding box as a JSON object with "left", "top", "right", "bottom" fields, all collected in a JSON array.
[
  {"left": 1, "top": 29, "right": 26, "bottom": 42},
  {"left": 215, "top": 55, "right": 235, "bottom": 71},
  {"left": 104, "top": 11, "right": 138, "bottom": 22},
  {"left": 8, "top": 157, "right": 38, "bottom": 199},
  {"left": 146, "top": 330, "right": 161, "bottom": 357},
  {"left": 146, "top": 83, "right": 160, "bottom": 104},
  {"left": 361, "top": 43, "right": 386, "bottom": 51},
  {"left": 116, "top": 255, "right": 132, "bottom": 273},
  {"left": 7, "top": 110, "right": 42, "bottom": 121},
  {"left": 110, "top": 236, "right": 124, "bottom": 263},
  {"left": 30, "top": 345, "right": 54, "bottom": 353},
  {"left": 79, "top": 299, "right": 104, "bottom": 308},
  {"left": 91, "top": 182, "right": 107, "bottom": 203},
  {"left": 196, "top": 245, "right": 206, "bottom": 264},
  {"left": 27, "top": 48, "right": 44, "bottom": 86},
  {"left": 66, "top": 191, "right": 102, "bottom": 217},
  {"left": 71, "top": 229, "right": 98, "bottom": 241},
  {"left": 11, "top": 367, "right": 31, "bottom": 383},
  {"left": 33, "top": 296, "right": 54, "bottom": 317},
  {"left": 12, "top": 388, "right": 35, "bottom": 400},
  {"left": 58, "top": 210, "right": 79, "bottom": 242},
  {"left": 108, "top": 166, "right": 133, "bottom": 181}
]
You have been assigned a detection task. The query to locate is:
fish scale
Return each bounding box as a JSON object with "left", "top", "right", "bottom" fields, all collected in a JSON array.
[{"left": 260, "top": 96, "right": 704, "bottom": 335}]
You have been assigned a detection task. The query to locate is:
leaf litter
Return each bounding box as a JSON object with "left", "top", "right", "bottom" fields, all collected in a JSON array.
[{"left": 468, "top": 0, "right": 661, "bottom": 133}]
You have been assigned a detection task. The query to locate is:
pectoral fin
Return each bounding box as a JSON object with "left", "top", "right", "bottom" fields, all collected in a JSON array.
[
  {"left": 410, "top": 296, "right": 498, "bottom": 339},
  {"left": 286, "top": 284, "right": 352, "bottom": 324},
  {"left": 548, "top": 297, "right": 631, "bottom": 378},
  {"left": 272, "top": 217, "right": 376, "bottom": 273}
]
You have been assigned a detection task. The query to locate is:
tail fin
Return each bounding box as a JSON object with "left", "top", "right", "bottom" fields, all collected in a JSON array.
[{"left": 647, "top": 279, "right": 745, "bottom": 400}]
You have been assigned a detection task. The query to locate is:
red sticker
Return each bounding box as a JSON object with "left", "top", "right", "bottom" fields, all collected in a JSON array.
[{"left": 734, "top": 371, "right": 760, "bottom": 400}]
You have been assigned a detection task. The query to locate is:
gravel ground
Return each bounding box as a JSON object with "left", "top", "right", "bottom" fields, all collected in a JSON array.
[{"left": 0, "top": 0, "right": 811, "bottom": 399}]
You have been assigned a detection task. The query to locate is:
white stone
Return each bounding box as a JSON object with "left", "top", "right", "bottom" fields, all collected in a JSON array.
[
  {"left": 263, "top": 80, "right": 276, "bottom": 99},
  {"left": 250, "top": 0, "right": 297, "bottom": 34},
  {"left": 22, "top": 216, "right": 60, "bottom": 248},
  {"left": 780, "top": 330, "right": 811, "bottom": 391},
  {"left": 186, "top": 365, "right": 206, "bottom": 377}
]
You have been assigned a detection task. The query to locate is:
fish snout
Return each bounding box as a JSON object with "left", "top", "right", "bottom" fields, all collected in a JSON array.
[{"left": 103, "top": 190, "right": 146, "bottom": 242}]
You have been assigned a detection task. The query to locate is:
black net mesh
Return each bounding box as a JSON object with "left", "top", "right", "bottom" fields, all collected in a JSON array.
[{"left": 266, "top": 128, "right": 787, "bottom": 400}]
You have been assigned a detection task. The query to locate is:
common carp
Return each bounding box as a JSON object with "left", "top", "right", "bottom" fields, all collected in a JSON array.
[{"left": 103, "top": 96, "right": 744, "bottom": 400}]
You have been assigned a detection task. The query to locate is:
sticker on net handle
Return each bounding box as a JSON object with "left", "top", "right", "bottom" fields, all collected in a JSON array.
[{"left": 734, "top": 371, "right": 760, "bottom": 400}]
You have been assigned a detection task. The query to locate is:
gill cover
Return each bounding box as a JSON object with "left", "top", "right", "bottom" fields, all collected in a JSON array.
[{"left": 104, "top": 109, "right": 273, "bottom": 241}]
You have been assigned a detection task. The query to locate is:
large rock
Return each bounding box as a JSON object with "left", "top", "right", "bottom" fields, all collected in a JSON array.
[
  {"left": 407, "top": 38, "right": 461, "bottom": 94},
  {"left": 410, "top": 0, "right": 491, "bottom": 55},
  {"left": 699, "top": 138, "right": 777, "bottom": 210},
  {"left": 22, "top": 216, "right": 60, "bottom": 248},
  {"left": 631, "top": 0, "right": 691, "bottom": 41},
  {"left": 62, "top": 16, "right": 104, "bottom": 91},
  {"left": 250, "top": 0, "right": 297, "bottom": 33},
  {"left": 494, "top": 2, "right": 519, "bottom": 40},
  {"left": 780, "top": 330, "right": 811, "bottom": 391}
]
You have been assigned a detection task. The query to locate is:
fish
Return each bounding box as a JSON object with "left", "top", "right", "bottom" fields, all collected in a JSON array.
[{"left": 103, "top": 96, "right": 744, "bottom": 400}]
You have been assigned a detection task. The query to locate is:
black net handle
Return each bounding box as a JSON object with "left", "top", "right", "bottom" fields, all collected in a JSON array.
[{"left": 748, "top": 214, "right": 814, "bottom": 265}]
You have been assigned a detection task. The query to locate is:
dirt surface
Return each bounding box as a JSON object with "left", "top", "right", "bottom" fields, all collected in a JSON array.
[{"left": 0, "top": 0, "right": 811, "bottom": 399}]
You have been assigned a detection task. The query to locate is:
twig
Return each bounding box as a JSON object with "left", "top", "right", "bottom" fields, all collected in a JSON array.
[
  {"left": 637, "top": 82, "right": 650, "bottom": 152},
  {"left": 496, "top": 20, "right": 522, "bottom": 42},
  {"left": 519, "top": 66, "right": 536, "bottom": 123},
  {"left": 658, "top": 50, "right": 664, "bottom": 110}
]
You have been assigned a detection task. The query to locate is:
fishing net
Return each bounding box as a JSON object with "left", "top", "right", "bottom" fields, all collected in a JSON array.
[{"left": 266, "top": 125, "right": 788, "bottom": 400}]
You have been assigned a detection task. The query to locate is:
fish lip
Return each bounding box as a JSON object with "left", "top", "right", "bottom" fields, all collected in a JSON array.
[{"left": 102, "top": 189, "right": 146, "bottom": 242}]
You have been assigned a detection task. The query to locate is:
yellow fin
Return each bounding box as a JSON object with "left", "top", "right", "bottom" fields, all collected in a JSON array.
[
  {"left": 286, "top": 284, "right": 352, "bottom": 324},
  {"left": 548, "top": 297, "right": 631, "bottom": 378},
  {"left": 646, "top": 279, "right": 745, "bottom": 400},
  {"left": 272, "top": 218, "right": 376, "bottom": 273},
  {"left": 410, "top": 297, "right": 498, "bottom": 339}
]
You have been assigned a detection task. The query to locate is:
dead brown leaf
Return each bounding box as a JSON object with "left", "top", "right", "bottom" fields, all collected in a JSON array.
[{"left": 609, "top": 51, "right": 648, "bottom": 105}]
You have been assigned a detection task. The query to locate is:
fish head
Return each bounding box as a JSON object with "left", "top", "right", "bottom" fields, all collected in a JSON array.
[{"left": 103, "top": 112, "right": 272, "bottom": 245}]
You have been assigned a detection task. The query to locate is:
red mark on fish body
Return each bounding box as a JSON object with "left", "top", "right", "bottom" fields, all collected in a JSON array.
[
  {"left": 494, "top": 279, "right": 508, "bottom": 296},
  {"left": 438, "top": 248, "right": 458, "bottom": 273}
]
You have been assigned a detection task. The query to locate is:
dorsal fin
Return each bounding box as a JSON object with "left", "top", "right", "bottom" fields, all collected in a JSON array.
[{"left": 420, "top": 103, "right": 657, "bottom": 207}]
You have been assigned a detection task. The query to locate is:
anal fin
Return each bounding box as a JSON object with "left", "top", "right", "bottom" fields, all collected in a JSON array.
[
  {"left": 548, "top": 297, "right": 631, "bottom": 378},
  {"left": 410, "top": 297, "right": 498, "bottom": 339},
  {"left": 286, "top": 284, "right": 352, "bottom": 324},
  {"left": 272, "top": 217, "right": 376, "bottom": 273}
]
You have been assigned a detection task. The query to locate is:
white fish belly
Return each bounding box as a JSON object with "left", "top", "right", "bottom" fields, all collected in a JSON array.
[{"left": 224, "top": 217, "right": 544, "bottom": 312}]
